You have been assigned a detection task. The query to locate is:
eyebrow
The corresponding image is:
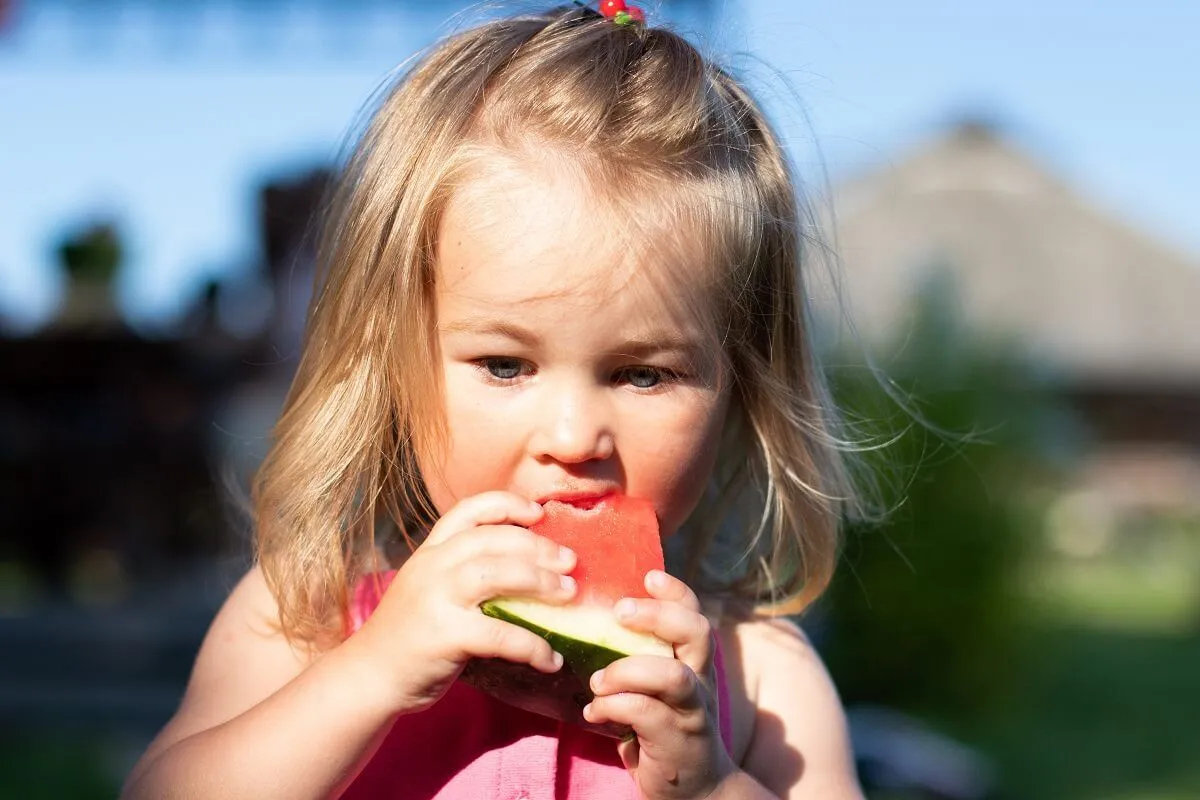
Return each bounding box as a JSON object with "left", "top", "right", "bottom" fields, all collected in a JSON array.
[
  {"left": 438, "top": 319, "right": 542, "bottom": 347},
  {"left": 613, "top": 336, "right": 706, "bottom": 360},
  {"left": 439, "top": 318, "right": 705, "bottom": 358}
]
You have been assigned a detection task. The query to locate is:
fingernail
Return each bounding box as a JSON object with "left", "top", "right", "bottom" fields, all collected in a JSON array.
[
  {"left": 647, "top": 570, "right": 667, "bottom": 588},
  {"left": 551, "top": 651, "right": 564, "bottom": 670},
  {"left": 591, "top": 669, "right": 605, "bottom": 690},
  {"left": 614, "top": 598, "right": 637, "bottom": 619},
  {"left": 559, "top": 545, "right": 575, "bottom": 564},
  {"left": 560, "top": 575, "right": 576, "bottom": 593},
  {"left": 582, "top": 702, "right": 593, "bottom": 721}
]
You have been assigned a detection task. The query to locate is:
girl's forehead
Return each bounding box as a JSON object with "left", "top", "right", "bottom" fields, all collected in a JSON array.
[{"left": 436, "top": 158, "right": 718, "bottom": 312}]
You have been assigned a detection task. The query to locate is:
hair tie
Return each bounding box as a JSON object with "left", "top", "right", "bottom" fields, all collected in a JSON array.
[
  {"left": 573, "top": 0, "right": 645, "bottom": 26},
  {"left": 601, "top": 0, "right": 646, "bottom": 25}
]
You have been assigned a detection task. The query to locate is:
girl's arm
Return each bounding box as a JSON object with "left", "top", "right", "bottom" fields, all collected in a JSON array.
[
  {"left": 732, "top": 618, "right": 865, "bottom": 800},
  {"left": 123, "top": 491, "right": 575, "bottom": 799},
  {"left": 121, "top": 566, "right": 400, "bottom": 799}
]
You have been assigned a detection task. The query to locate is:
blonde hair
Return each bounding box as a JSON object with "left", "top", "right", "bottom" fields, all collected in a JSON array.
[{"left": 253, "top": 5, "right": 866, "bottom": 646}]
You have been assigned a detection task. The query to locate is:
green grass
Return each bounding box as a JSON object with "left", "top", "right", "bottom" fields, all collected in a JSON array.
[
  {"left": 964, "top": 623, "right": 1200, "bottom": 800},
  {"left": 1023, "top": 529, "right": 1200, "bottom": 635},
  {"left": 933, "top": 531, "right": 1200, "bottom": 800}
]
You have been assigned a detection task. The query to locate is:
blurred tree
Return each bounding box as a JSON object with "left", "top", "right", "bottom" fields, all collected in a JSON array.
[
  {"left": 57, "top": 221, "right": 123, "bottom": 285},
  {"left": 821, "top": 268, "right": 1082, "bottom": 718},
  {"left": 52, "top": 220, "right": 127, "bottom": 330}
]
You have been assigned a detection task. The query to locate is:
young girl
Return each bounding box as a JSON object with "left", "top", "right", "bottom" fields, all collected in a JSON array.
[{"left": 124, "top": 4, "right": 865, "bottom": 798}]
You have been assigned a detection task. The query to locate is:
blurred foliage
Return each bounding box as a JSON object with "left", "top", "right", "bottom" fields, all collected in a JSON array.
[
  {"left": 973, "top": 583, "right": 1200, "bottom": 800},
  {"left": 820, "top": 271, "right": 1081, "bottom": 718},
  {"left": 57, "top": 221, "right": 123, "bottom": 283},
  {"left": 0, "top": 735, "right": 121, "bottom": 799}
]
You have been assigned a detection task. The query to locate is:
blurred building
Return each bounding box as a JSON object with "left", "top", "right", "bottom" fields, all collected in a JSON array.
[
  {"left": 825, "top": 120, "right": 1200, "bottom": 542},
  {"left": 0, "top": 169, "right": 331, "bottom": 605}
]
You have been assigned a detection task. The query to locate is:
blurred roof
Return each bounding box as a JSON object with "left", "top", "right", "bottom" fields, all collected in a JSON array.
[{"left": 823, "top": 121, "right": 1200, "bottom": 385}]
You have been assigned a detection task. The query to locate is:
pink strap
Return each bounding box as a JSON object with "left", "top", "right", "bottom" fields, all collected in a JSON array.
[
  {"left": 712, "top": 634, "right": 734, "bottom": 751},
  {"left": 344, "top": 569, "right": 396, "bottom": 635}
]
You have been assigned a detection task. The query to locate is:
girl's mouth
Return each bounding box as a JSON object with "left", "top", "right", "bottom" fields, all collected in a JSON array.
[{"left": 538, "top": 491, "right": 616, "bottom": 510}]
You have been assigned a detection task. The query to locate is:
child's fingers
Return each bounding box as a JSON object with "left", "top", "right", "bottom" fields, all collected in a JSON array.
[
  {"left": 425, "top": 491, "right": 543, "bottom": 546},
  {"left": 463, "top": 614, "right": 563, "bottom": 673},
  {"left": 583, "top": 691, "right": 705, "bottom": 738},
  {"left": 630, "top": 571, "right": 712, "bottom": 676},
  {"left": 454, "top": 556, "right": 577, "bottom": 607},
  {"left": 614, "top": 596, "right": 711, "bottom": 652},
  {"left": 445, "top": 525, "right": 576, "bottom": 574},
  {"left": 616, "top": 735, "right": 640, "bottom": 773},
  {"left": 590, "top": 655, "right": 704, "bottom": 711},
  {"left": 644, "top": 569, "right": 701, "bottom": 611}
]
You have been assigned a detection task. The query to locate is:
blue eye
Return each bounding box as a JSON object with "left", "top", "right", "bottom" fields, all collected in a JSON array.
[
  {"left": 479, "top": 358, "right": 525, "bottom": 380},
  {"left": 620, "top": 366, "right": 666, "bottom": 388}
]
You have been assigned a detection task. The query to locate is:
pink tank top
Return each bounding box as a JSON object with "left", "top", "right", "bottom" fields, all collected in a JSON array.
[{"left": 340, "top": 570, "right": 733, "bottom": 800}]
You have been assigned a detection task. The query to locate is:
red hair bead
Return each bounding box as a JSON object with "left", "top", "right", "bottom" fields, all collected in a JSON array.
[{"left": 598, "top": 0, "right": 626, "bottom": 17}]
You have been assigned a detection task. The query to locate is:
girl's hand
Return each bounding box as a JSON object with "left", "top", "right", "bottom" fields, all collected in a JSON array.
[
  {"left": 350, "top": 491, "right": 577, "bottom": 715},
  {"left": 583, "top": 570, "right": 739, "bottom": 800}
]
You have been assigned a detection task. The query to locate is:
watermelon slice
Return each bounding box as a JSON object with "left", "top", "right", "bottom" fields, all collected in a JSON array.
[{"left": 460, "top": 495, "right": 673, "bottom": 737}]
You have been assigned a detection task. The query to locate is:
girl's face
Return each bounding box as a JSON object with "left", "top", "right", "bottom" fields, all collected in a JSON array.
[{"left": 420, "top": 158, "right": 729, "bottom": 537}]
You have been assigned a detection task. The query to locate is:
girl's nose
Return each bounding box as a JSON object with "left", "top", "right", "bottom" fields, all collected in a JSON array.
[{"left": 529, "top": 383, "right": 614, "bottom": 464}]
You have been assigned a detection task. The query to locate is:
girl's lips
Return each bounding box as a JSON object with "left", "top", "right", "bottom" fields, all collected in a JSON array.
[{"left": 537, "top": 491, "right": 617, "bottom": 510}]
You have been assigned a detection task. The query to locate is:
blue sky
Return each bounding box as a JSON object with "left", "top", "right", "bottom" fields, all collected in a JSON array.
[{"left": 2, "top": 0, "right": 1197, "bottom": 331}]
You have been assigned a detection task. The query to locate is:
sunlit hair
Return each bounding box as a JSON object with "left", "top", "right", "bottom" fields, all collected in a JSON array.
[{"left": 253, "top": 4, "right": 869, "bottom": 647}]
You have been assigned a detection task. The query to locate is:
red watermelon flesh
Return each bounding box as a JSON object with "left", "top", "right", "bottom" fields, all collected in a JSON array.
[
  {"left": 461, "top": 494, "right": 673, "bottom": 738},
  {"left": 533, "top": 495, "right": 663, "bottom": 606}
]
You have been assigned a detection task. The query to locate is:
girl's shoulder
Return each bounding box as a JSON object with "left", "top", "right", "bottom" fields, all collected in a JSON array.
[
  {"left": 710, "top": 607, "right": 810, "bottom": 763},
  {"left": 173, "top": 565, "right": 317, "bottom": 708},
  {"left": 715, "top": 610, "right": 863, "bottom": 798},
  {"left": 127, "top": 566, "right": 315, "bottom": 788}
]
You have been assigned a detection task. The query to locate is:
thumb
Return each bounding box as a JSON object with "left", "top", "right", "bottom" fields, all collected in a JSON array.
[{"left": 617, "top": 735, "right": 640, "bottom": 773}]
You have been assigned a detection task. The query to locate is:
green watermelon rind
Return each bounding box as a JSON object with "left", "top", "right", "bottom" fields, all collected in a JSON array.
[
  {"left": 461, "top": 496, "right": 670, "bottom": 739},
  {"left": 481, "top": 600, "right": 629, "bottom": 681},
  {"left": 460, "top": 600, "right": 667, "bottom": 739}
]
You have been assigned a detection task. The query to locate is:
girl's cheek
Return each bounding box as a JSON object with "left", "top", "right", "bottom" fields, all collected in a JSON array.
[{"left": 635, "top": 410, "right": 727, "bottom": 535}]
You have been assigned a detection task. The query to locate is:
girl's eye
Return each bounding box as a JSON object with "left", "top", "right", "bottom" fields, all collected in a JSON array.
[
  {"left": 477, "top": 357, "right": 527, "bottom": 381},
  {"left": 618, "top": 366, "right": 672, "bottom": 389}
]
